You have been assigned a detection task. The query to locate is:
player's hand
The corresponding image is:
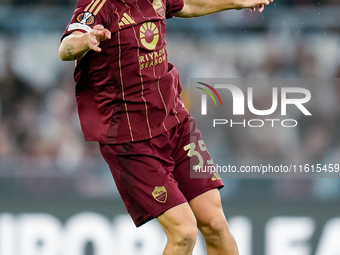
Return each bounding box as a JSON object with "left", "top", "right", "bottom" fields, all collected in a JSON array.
[
  {"left": 88, "top": 24, "right": 111, "bottom": 52},
  {"left": 249, "top": 0, "right": 273, "bottom": 13}
]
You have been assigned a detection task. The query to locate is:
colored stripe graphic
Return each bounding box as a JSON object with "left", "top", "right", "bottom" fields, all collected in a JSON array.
[
  {"left": 196, "top": 87, "right": 217, "bottom": 106},
  {"left": 196, "top": 82, "right": 223, "bottom": 106}
]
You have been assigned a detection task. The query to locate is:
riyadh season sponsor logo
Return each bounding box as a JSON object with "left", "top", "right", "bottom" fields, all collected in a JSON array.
[{"left": 195, "top": 82, "right": 312, "bottom": 128}]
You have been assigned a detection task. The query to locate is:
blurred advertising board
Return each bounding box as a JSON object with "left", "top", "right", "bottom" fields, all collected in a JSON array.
[{"left": 0, "top": 195, "right": 339, "bottom": 255}]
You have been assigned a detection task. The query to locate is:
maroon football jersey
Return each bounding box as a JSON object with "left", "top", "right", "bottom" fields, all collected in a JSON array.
[{"left": 62, "top": 0, "right": 188, "bottom": 144}]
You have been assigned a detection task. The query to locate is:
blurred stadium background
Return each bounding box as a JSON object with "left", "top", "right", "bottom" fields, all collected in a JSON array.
[{"left": 0, "top": 0, "right": 340, "bottom": 254}]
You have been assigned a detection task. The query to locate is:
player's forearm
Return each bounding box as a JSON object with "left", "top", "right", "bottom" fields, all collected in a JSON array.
[
  {"left": 59, "top": 32, "right": 90, "bottom": 61},
  {"left": 176, "top": 0, "right": 235, "bottom": 18},
  {"left": 176, "top": 0, "right": 269, "bottom": 18}
]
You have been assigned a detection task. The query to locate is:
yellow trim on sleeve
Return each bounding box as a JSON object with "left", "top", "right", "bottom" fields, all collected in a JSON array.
[
  {"left": 84, "top": 0, "right": 95, "bottom": 11},
  {"left": 89, "top": 0, "right": 101, "bottom": 12},
  {"left": 93, "top": 0, "right": 108, "bottom": 15}
]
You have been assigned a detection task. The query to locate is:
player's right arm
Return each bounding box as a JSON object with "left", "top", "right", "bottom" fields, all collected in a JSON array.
[
  {"left": 59, "top": 24, "right": 111, "bottom": 61},
  {"left": 176, "top": 0, "right": 273, "bottom": 18}
]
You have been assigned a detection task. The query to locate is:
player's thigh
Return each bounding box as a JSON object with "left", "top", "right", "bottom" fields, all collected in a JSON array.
[
  {"left": 189, "top": 188, "right": 228, "bottom": 233},
  {"left": 157, "top": 202, "right": 198, "bottom": 240}
]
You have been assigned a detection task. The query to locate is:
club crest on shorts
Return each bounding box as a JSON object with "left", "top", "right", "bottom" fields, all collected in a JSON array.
[{"left": 152, "top": 186, "right": 167, "bottom": 203}]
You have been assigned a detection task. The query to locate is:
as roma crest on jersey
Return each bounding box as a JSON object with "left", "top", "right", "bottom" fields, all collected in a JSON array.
[
  {"left": 152, "top": 186, "right": 167, "bottom": 203},
  {"left": 152, "top": 0, "right": 165, "bottom": 18},
  {"left": 76, "top": 11, "right": 95, "bottom": 25}
]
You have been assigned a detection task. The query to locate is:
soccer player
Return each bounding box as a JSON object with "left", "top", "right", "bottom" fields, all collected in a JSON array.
[{"left": 59, "top": 0, "right": 272, "bottom": 254}]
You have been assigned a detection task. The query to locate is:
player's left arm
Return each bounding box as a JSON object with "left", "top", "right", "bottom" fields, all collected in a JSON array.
[
  {"left": 175, "top": 0, "right": 273, "bottom": 18},
  {"left": 59, "top": 25, "right": 111, "bottom": 61}
]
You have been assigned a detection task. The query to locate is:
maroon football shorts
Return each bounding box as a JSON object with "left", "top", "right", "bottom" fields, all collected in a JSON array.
[{"left": 99, "top": 115, "right": 224, "bottom": 227}]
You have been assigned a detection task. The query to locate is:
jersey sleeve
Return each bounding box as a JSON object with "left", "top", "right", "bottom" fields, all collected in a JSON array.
[
  {"left": 61, "top": 0, "right": 110, "bottom": 41},
  {"left": 165, "top": 0, "right": 184, "bottom": 19}
]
